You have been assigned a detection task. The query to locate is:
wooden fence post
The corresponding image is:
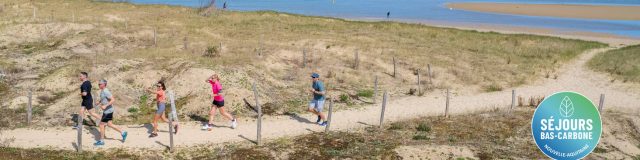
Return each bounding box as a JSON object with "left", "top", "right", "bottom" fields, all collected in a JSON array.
[
  {"left": 510, "top": 90, "right": 515, "bottom": 114},
  {"left": 427, "top": 64, "right": 432, "bottom": 84},
  {"left": 598, "top": 94, "right": 605, "bottom": 112},
  {"left": 77, "top": 113, "right": 83, "bottom": 152},
  {"left": 417, "top": 69, "right": 421, "bottom": 96},
  {"left": 302, "top": 48, "right": 307, "bottom": 68},
  {"left": 252, "top": 82, "right": 262, "bottom": 145},
  {"left": 153, "top": 28, "right": 157, "bottom": 47},
  {"left": 354, "top": 50, "right": 359, "bottom": 69},
  {"left": 379, "top": 91, "right": 388, "bottom": 128},
  {"left": 445, "top": 89, "right": 450, "bottom": 118},
  {"left": 325, "top": 99, "right": 334, "bottom": 133},
  {"left": 72, "top": 11, "right": 75, "bottom": 23},
  {"left": 33, "top": 7, "right": 36, "bottom": 20},
  {"left": 27, "top": 88, "right": 33, "bottom": 125},
  {"left": 168, "top": 91, "right": 176, "bottom": 152},
  {"left": 219, "top": 42, "right": 223, "bottom": 55},
  {"left": 393, "top": 57, "right": 397, "bottom": 78},
  {"left": 183, "top": 37, "right": 188, "bottom": 50},
  {"left": 373, "top": 76, "right": 378, "bottom": 103}
]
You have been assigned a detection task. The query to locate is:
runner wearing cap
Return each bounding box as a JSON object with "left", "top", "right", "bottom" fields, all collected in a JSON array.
[
  {"left": 94, "top": 79, "right": 128, "bottom": 146},
  {"left": 308, "top": 73, "right": 327, "bottom": 126}
]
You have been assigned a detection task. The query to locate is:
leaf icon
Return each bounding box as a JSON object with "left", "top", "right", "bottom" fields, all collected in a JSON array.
[{"left": 559, "top": 96, "right": 574, "bottom": 117}]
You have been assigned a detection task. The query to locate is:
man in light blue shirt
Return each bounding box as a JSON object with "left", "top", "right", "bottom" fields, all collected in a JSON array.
[
  {"left": 94, "top": 79, "right": 127, "bottom": 146},
  {"left": 308, "top": 73, "right": 327, "bottom": 126}
]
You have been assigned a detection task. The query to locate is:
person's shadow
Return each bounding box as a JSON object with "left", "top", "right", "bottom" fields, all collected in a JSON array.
[
  {"left": 128, "top": 123, "right": 155, "bottom": 134},
  {"left": 285, "top": 113, "right": 315, "bottom": 124}
]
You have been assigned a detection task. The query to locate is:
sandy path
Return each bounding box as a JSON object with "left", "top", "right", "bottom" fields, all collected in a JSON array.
[
  {"left": 447, "top": 2, "right": 640, "bottom": 21},
  {"left": 1, "top": 46, "right": 639, "bottom": 151}
]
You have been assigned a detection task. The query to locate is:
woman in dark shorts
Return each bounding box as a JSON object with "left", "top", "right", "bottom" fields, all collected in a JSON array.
[
  {"left": 202, "top": 73, "right": 237, "bottom": 131},
  {"left": 147, "top": 81, "right": 179, "bottom": 137}
]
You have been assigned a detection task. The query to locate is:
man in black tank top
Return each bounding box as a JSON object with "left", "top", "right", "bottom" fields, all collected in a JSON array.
[{"left": 74, "top": 72, "right": 101, "bottom": 129}]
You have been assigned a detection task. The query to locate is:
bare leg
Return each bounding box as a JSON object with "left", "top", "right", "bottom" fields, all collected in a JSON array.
[
  {"left": 209, "top": 105, "right": 217, "bottom": 125},
  {"left": 86, "top": 108, "right": 101, "bottom": 120},
  {"left": 152, "top": 114, "right": 162, "bottom": 133},
  {"left": 218, "top": 107, "right": 234, "bottom": 121},
  {"left": 99, "top": 122, "right": 106, "bottom": 141},
  {"left": 78, "top": 107, "right": 86, "bottom": 126},
  {"left": 107, "top": 121, "right": 123, "bottom": 134}
]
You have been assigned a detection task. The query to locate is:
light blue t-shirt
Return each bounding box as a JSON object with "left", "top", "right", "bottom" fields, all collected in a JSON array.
[
  {"left": 100, "top": 88, "right": 114, "bottom": 114},
  {"left": 312, "top": 81, "right": 325, "bottom": 100}
]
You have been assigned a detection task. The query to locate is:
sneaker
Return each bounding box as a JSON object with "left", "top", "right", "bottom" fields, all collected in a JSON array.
[
  {"left": 72, "top": 125, "right": 79, "bottom": 129},
  {"left": 316, "top": 115, "right": 321, "bottom": 123},
  {"left": 174, "top": 124, "right": 179, "bottom": 134},
  {"left": 149, "top": 133, "right": 158, "bottom": 138},
  {"left": 122, "top": 131, "right": 128, "bottom": 142},
  {"left": 231, "top": 119, "right": 237, "bottom": 129},
  {"left": 207, "top": 124, "right": 213, "bottom": 131},
  {"left": 201, "top": 124, "right": 209, "bottom": 130},
  {"left": 94, "top": 140, "right": 105, "bottom": 146},
  {"left": 319, "top": 121, "right": 328, "bottom": 127}
]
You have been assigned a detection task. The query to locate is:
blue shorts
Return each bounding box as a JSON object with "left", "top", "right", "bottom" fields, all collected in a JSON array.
[
  {"left": 156, "top": 103, "right": 166, "bottom": 115},
  {"left": 309, "top": 99, "right": 325, "bottom": 112}
]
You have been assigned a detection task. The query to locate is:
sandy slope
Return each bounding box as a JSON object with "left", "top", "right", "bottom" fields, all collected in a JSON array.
[{"left": 1, "top": 45, "right": 639, "bottom": 151}]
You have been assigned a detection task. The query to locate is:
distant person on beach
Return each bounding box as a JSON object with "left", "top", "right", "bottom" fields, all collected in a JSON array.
[
  {"left": 147, "top": 81, "right": 179, "bottom": 138},
  {"left": 223, "top": 1, "right": 227, "bottom": 10},
  {"left": 308, "top": 73, "right": 327, "bottom": 126},
  {"left": 74, "top": 72, "right": 101, "bottom": 129},
  {"left": 93, "top": 79, "right": 128, "bottom": 146},
  {"left": 387, "top": 11, "right": 390, "bottom": 18},
  {"left": 202, "top": 73, "right": 237, "bottom": 131}
]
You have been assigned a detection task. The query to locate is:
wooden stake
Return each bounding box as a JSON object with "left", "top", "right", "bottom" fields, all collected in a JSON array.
[
  {"left": 153, "top": 28, "right": 157, "bottom": 47},
  {"left": 77, "top": 113, "right": 83, "bottom": 152},
  {"left": 379, "top": 91, "right": 388, "bottom": 128},
  {"left": 373, "top": 76, "right": 378, "bottom": 103},
  {"left": 168, "top": 91, "right": 176, "bottom": 152},
  {"left": 354, "top": 50, "right": 359, "bottom": 69},
  {"left": 252, "top": 82, "right": 262, "bottom": 145},
  {"left": 393, "top": 57, "right": 397, "bottom": 78},
  {"left": 510, "top": 90, "right": 515, "bottom": 114},
  {"left": 445, "top": 89, "right": 450, "bottom": 118},
  {"left": 183, "top": 37, "right": 188, "bottom": 50},
  {"left": 303, "top": 48, "right": 307, "bottom": 68},
  {"left": 325, "top": 99, "right": 334, "bottom": 133},
  {"left": 598, "top": 94, "right": 605, "bottom": 112},
  {"left": 27, "top": 88, "right": 32, "bottom": 125},
  {"left": 427, "top": 64, "right": 432, "bottom": 84},
  {"left": 417, "top": 69, "right": 421, "bottom": 96}
]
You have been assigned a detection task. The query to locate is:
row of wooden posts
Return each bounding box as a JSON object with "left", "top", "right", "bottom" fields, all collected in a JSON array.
[{"left": 18, "top": 83, "right": 606, "bottom": 152}]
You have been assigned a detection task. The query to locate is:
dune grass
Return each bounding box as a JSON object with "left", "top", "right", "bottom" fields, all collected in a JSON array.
[
  {"left": 0, "top": 0, "right": 607, "bottom": 122},
  {"left": 588, "top": 45, "right": 640, "bottom": 83}
]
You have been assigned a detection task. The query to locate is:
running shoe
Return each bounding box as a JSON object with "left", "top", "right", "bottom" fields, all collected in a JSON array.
[
  {"left": 201, "top": 124, "right": 209, "bottom": 130},
  {"left": 174, "top": 124, "right": 179, "bottom": 134},
  {"left": 122, "top": 131, "right": 128, "bottom": 142},
  {"left": 72, "top": 124, "right": 79, "bottom": 129},
  {"left": 94, "top": 140, "right": 105, "bottom": 146},
  {"left": 231, "top": 119, "right": 237, "bottom": 129},
  {"left": 319, "top": 121, "right": 328, "bottom": 127},
  {"left": 149, "top": 132, "right": 158, "bottom": 138}
]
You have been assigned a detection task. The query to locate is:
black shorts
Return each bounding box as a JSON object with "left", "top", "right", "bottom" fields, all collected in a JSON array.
[
  {"left": 101, "top": 113, "right": 113, "bottom": 123},
  {"left": 212, "top": 100, "right": 224, "bottom": 108},
  {"left": 82, "top": 101, "right": 94, "bottom": 110}
]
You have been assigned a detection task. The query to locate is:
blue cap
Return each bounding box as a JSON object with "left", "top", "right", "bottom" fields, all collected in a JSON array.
[{"left": 311, "top": 73, "right": 320, "bottom": 78}]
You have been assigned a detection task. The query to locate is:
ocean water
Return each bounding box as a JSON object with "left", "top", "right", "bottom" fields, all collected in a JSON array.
[{"left": 130, "top": 0, "right": 640, "bottom": 38}]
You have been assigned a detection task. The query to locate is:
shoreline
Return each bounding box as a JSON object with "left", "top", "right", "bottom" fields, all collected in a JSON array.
[
  {"left": 345, "top": 18, "right": 640, "bottom": 46},
  {"left": 447, "top": 2, "right": 640, "bottom": 21}
]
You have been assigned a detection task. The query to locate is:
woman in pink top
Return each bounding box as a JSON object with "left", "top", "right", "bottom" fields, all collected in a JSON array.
[{"left": 202, "top": 74, "right": 237, "bottom": 131}]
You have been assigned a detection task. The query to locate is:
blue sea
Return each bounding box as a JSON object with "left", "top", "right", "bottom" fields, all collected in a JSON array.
[{"left": 129, "top": 0, "right": 640, "bottom": 38}]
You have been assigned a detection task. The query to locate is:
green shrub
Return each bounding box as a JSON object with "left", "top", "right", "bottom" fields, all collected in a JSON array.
[
  {"left": 412, "top": 134, "right": 429, "bottom": 140},
  {"left": 127, "top": 107, "right": 139, "bottom": 114},
  {"left": 483, "top": 83, "right": 503, "bottom": 92},
  {"left": 356, "top": 89, "right": 374, "bottom": 98},
  {"left": 416, "top": 123, "right": 431, "bottom": 132},
  {"left": 339, "top": 94, "right": 349, "bottom": 102}
]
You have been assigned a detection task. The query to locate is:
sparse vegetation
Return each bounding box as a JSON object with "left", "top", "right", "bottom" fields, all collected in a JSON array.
[{"left": 589, "top": 45, "right": 640, "bottom": 83}]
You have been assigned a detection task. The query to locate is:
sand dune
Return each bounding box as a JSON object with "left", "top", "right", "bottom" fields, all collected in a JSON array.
[{"left": 447, "top": 2, "right": 640, "bottom": 21}]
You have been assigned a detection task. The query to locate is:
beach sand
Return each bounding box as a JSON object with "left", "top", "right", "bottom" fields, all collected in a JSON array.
[{"left": 447, "top": 2, "right": 640, "bottom": 21}]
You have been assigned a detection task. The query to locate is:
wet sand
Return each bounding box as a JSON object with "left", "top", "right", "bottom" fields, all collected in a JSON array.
[{"left": 447, "top": 2, "right": 640, "bottom": 21}]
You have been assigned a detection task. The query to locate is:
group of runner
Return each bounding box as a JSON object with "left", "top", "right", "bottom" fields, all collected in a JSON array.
[{"left": 74, "top": 71, "right": 326, "bottom": 146}]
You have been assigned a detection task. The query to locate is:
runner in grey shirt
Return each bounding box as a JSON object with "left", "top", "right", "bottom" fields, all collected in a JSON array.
[{"left": 94, "top": 79, "right": 127, "bottom": 146}]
